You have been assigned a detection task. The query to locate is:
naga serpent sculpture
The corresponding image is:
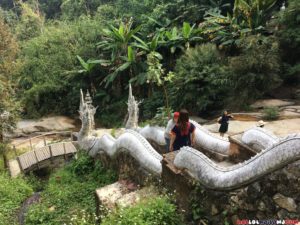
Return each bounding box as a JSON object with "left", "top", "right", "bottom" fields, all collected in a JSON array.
[
  {"left": 78, "top": 89, "right": 300, "bottom": 190},
  {"left": 174, "top": 133, "right": 300, "bottom": 190},
  {"left": 241, "top": 127, "right": 278, "bottom": 152},
  {"left": 124, "top": 86, "right": 231, "bottom": 156},
  {"left": 78, "top": 90, "right": 162, "bottom": 175}
]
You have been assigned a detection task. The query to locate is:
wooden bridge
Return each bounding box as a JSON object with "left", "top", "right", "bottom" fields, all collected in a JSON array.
[
  {"left": 8, "top": 132, "right": 77, "bottom": 177},
  {"left": 11, "top": 131, "right": 74, "bottom": 152}
]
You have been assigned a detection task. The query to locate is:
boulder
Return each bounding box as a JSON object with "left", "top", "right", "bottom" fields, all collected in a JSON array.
[
  {"left": 96, "top": 181, "right": 158, "bottom": 214},
  {"left": 189, "top": 116, "right": 208, "bottom": 124},
  {"left": 211, "top": 204, "right": 219, "bottom": 215},
  {"left": 12, "top": 116, "right": 76, "bottom": 136},
  {"left": 280, "top": 110, "right": 300, "bottom": 118},
  {"left": 204, "top": 121, "right": 257, "bottom": 135},
  {"left": 251, "top": 99, "right": 294, "bottom": 109},
  {"left": 295, "top": 89, "right": 300, "bottom": 99},
  {"left": 204, "top": 118, "right": 300, "bottom": 137},
  {"left": 93, "top": 128, "right": 125, "bottom": 138},
  {"left": 273, "top": 193, "right": 297, "bottom": 212}
]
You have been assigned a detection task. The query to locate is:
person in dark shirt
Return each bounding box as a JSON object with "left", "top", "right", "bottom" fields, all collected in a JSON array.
[
  {"left": 218, "top": 110, "right": 234, "bottom": 137},
  {"left": 169, "top": 109, "right": 196, "bottom": 151}
]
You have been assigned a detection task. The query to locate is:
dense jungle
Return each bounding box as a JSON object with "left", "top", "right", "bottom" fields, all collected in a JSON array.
[{"left": 0, "top": 0, "right": 299, "bottom": 224}]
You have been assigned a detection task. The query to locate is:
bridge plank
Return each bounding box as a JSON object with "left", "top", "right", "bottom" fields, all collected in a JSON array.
[
  {"left": 35, "top": 146, "right": 51, "bottom": 162},
  {"left": 12, "top": 142, "right": 77, "bottom": 174},
  {"left": 65, "top": 142, "right": 77, "bottom": 154},
  {"left": 19, "top": 151, "right": 38, "bottom": 170},
  {"left": 51, "top": 143, "right": 64, "bottom": 157}
]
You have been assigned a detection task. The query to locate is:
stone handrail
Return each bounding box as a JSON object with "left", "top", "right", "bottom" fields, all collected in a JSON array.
[
  {"left": 79, "top": 129, "right": 162, "bottom": 175},
  {"left": 174, "top": 134, "right": 300, "bottom": 190},
  {"left": 137, "top": 120, "right": 230, "bottom": 156},
  {"left": 241, "top": 127, "right": 278, "bottom": 152},
  {"left": 137, "top": 125, "right": 166, "bottom": 146}
]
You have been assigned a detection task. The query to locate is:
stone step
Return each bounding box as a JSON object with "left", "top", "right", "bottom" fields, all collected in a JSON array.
[
  {"left": 95, "top": 180, "right": 158, "bottom": 216},
  {"left": 8, "top": 159, "right": 21, "bottom": 177}
]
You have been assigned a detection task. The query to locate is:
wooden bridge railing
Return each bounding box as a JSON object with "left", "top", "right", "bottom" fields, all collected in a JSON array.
[
  {"left": 16, "top": 141, "right": 77, "bottom": 172},
  {"left": 11, "top": 131, "right": 74, "bottom": 158}
]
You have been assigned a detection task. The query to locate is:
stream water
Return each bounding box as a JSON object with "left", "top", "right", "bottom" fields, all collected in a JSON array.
[{"left": 18, "top": 192, "right": 41, "bottom": 225}]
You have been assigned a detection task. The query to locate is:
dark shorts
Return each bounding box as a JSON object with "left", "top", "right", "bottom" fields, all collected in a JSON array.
[
  {"left": 219, "top": 123, "right": 228, "bottom": 133},
  {"left": 165, "top": 138, "right": 170, "bottom": 152}
]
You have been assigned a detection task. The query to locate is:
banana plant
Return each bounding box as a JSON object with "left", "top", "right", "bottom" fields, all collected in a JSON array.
[
  {"left": 76, "top": 55, "right": 111, "bottom": 73},
  {"left": 162, "top": 22, "right": 202, "bottom": 53},
  {"left": 233, "top": 0, "right": 278, "bottom": 30},
  {"left": 97, "top": 19, "right": 141, "bottom": 61},
  {"left": 163, "top": 26, "right": 183, "bottom": 53},
  {"left": 182, "top": 22, "right": 202, "bottom": 48},
  {"left": 102, "top": 46, "right": 136, "bottom": 87},
  {"left": 132, "top": 34, "right": 163, "bottom": 59}
]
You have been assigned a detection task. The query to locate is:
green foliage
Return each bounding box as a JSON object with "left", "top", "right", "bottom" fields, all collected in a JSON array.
[
  {"left": 102, "top": 196, "right": 184, "bottom": 225},
  {"left": 277, "top": 0, "right": 300, "bottom": 83},
  {"left": 25, "top": 151, "right": 117, "bottom": 225},
  {"left": 148, "top": 107, "right": 173, "bottom": 127},
  {"left": 140, "top": 90, "right": 165, "bottom": 120},
  {"left": 201, "top": 0, "right": 279, "bottom": 49},
  {"left": 70, "top": 150, "right": 94, "bottom": 176},
  {"left": 67, "top": 209, "right": 98, "bottom": 225},
  {"left": 25, "top": 172, "right": 48, "bottom": 191},
  {"left": 146, "top": 52, "right": 165, "bottom": 85},
  {"left": 227, "top": 35, "right": 282, "bottom": 104},
  {"left": 97, "top": 19, "right": 140, "bottom": 61},
  {"left": 0, "top": 172, "right": 33, "bottom": 225},
  {"left": 0, "top": 0, "right": 14, "bottom": 10},
  {"left": 39, "top": 0, "right": 62, "bottom": 19},
  {"left": 96, "top": 98, "right": 127, "bottom": 127},
  {"left": 170, "top": 43, "right": 229, "bottom": 113},
  {"left": 0, "top": 0, "right": 293, "bottom": 125},
  {"left": 161, "top": 22, "right": 203, "bottom": 53},
  {"left": 189, "top": 183, "right": 209, "bottom": 224},
  {"left": 16, "top": 17, "right": 103, "bottom": 117},
  {"left": 61, "top": 0, "right": 104, "bottom": 20},
  {"left": 97, "top": 19, "right": 141, "bottom": 87},
  {"left": 201, "top": 11, "right": 245, "bottom": 47},
  {"left": 110, "top": 128, "right": 117, "bottom": 137},
  {"left": 0, "top": 18, "right": 19, "bottom": 135},
  {"left": 262, "top": 106, "right": 279, "bottom": 120},
  {"left": 16, "top": 2, "right": 44, "bottom": 41},
  {"left": 233, "top": 0, "right": 278, "bottom": 30}
]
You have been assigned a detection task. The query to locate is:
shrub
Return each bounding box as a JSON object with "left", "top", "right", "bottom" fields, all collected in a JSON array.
[
  {"left": 102, "top": 196, "right": 184, "bottom": 225},
  {"left": 227, "top": 35, "right": 282, "bottom": 105},
  {"left": 16, "top": 17, "right": 103, "bottom": 117},
  {"left": 170, "top": 43, "right": 229, "bottom": 114},
  {"left": 0, "top": 172, "right": 33, "bottom": 225},
  {"left": 263, "top": 107, "right": 279, "bottom": 120},
  {"left": 25, "top": 151, "right": 117, "bottom": 225},
  {"left": 95, "top": 99, "right": 127, "bottom": 128},
  {"left": 140, "top": 90, "right": 165, "bottom": 120},
  {"left": 69, "top": 150, "right": 94, "bottom": 176},
  {"left": 277, "top": 0, "right": 300, "bottom": 84},
  {"left": 147, "top": 106, "right": 173, "bottom": 127}
]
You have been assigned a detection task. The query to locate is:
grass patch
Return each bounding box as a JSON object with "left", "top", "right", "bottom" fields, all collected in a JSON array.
[
  {"left": 25, "top": 151, "right": 117, "bottom": 225},
  {"left": 101, "top": 196, "right": 184, "bottom": 225},
  {"left": 0, "top": 155, "right": 4, "bottom": 171},
  {"left": 0, "top": 172, "right": 33, "bottom": 225},
  {"left": 263, "top": 107, "right": 280, "bottom": 120}
]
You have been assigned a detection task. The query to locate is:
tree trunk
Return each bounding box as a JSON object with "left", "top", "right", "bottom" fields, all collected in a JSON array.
[
  {"left": 3, "top": 153, "right": 8, "bottom": 169},
  {"left": 0, "top": 133, "right": 8, "bottom": 169},
  {"left": 162, "top": 84, "right": 171, "bottom": 119}
]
